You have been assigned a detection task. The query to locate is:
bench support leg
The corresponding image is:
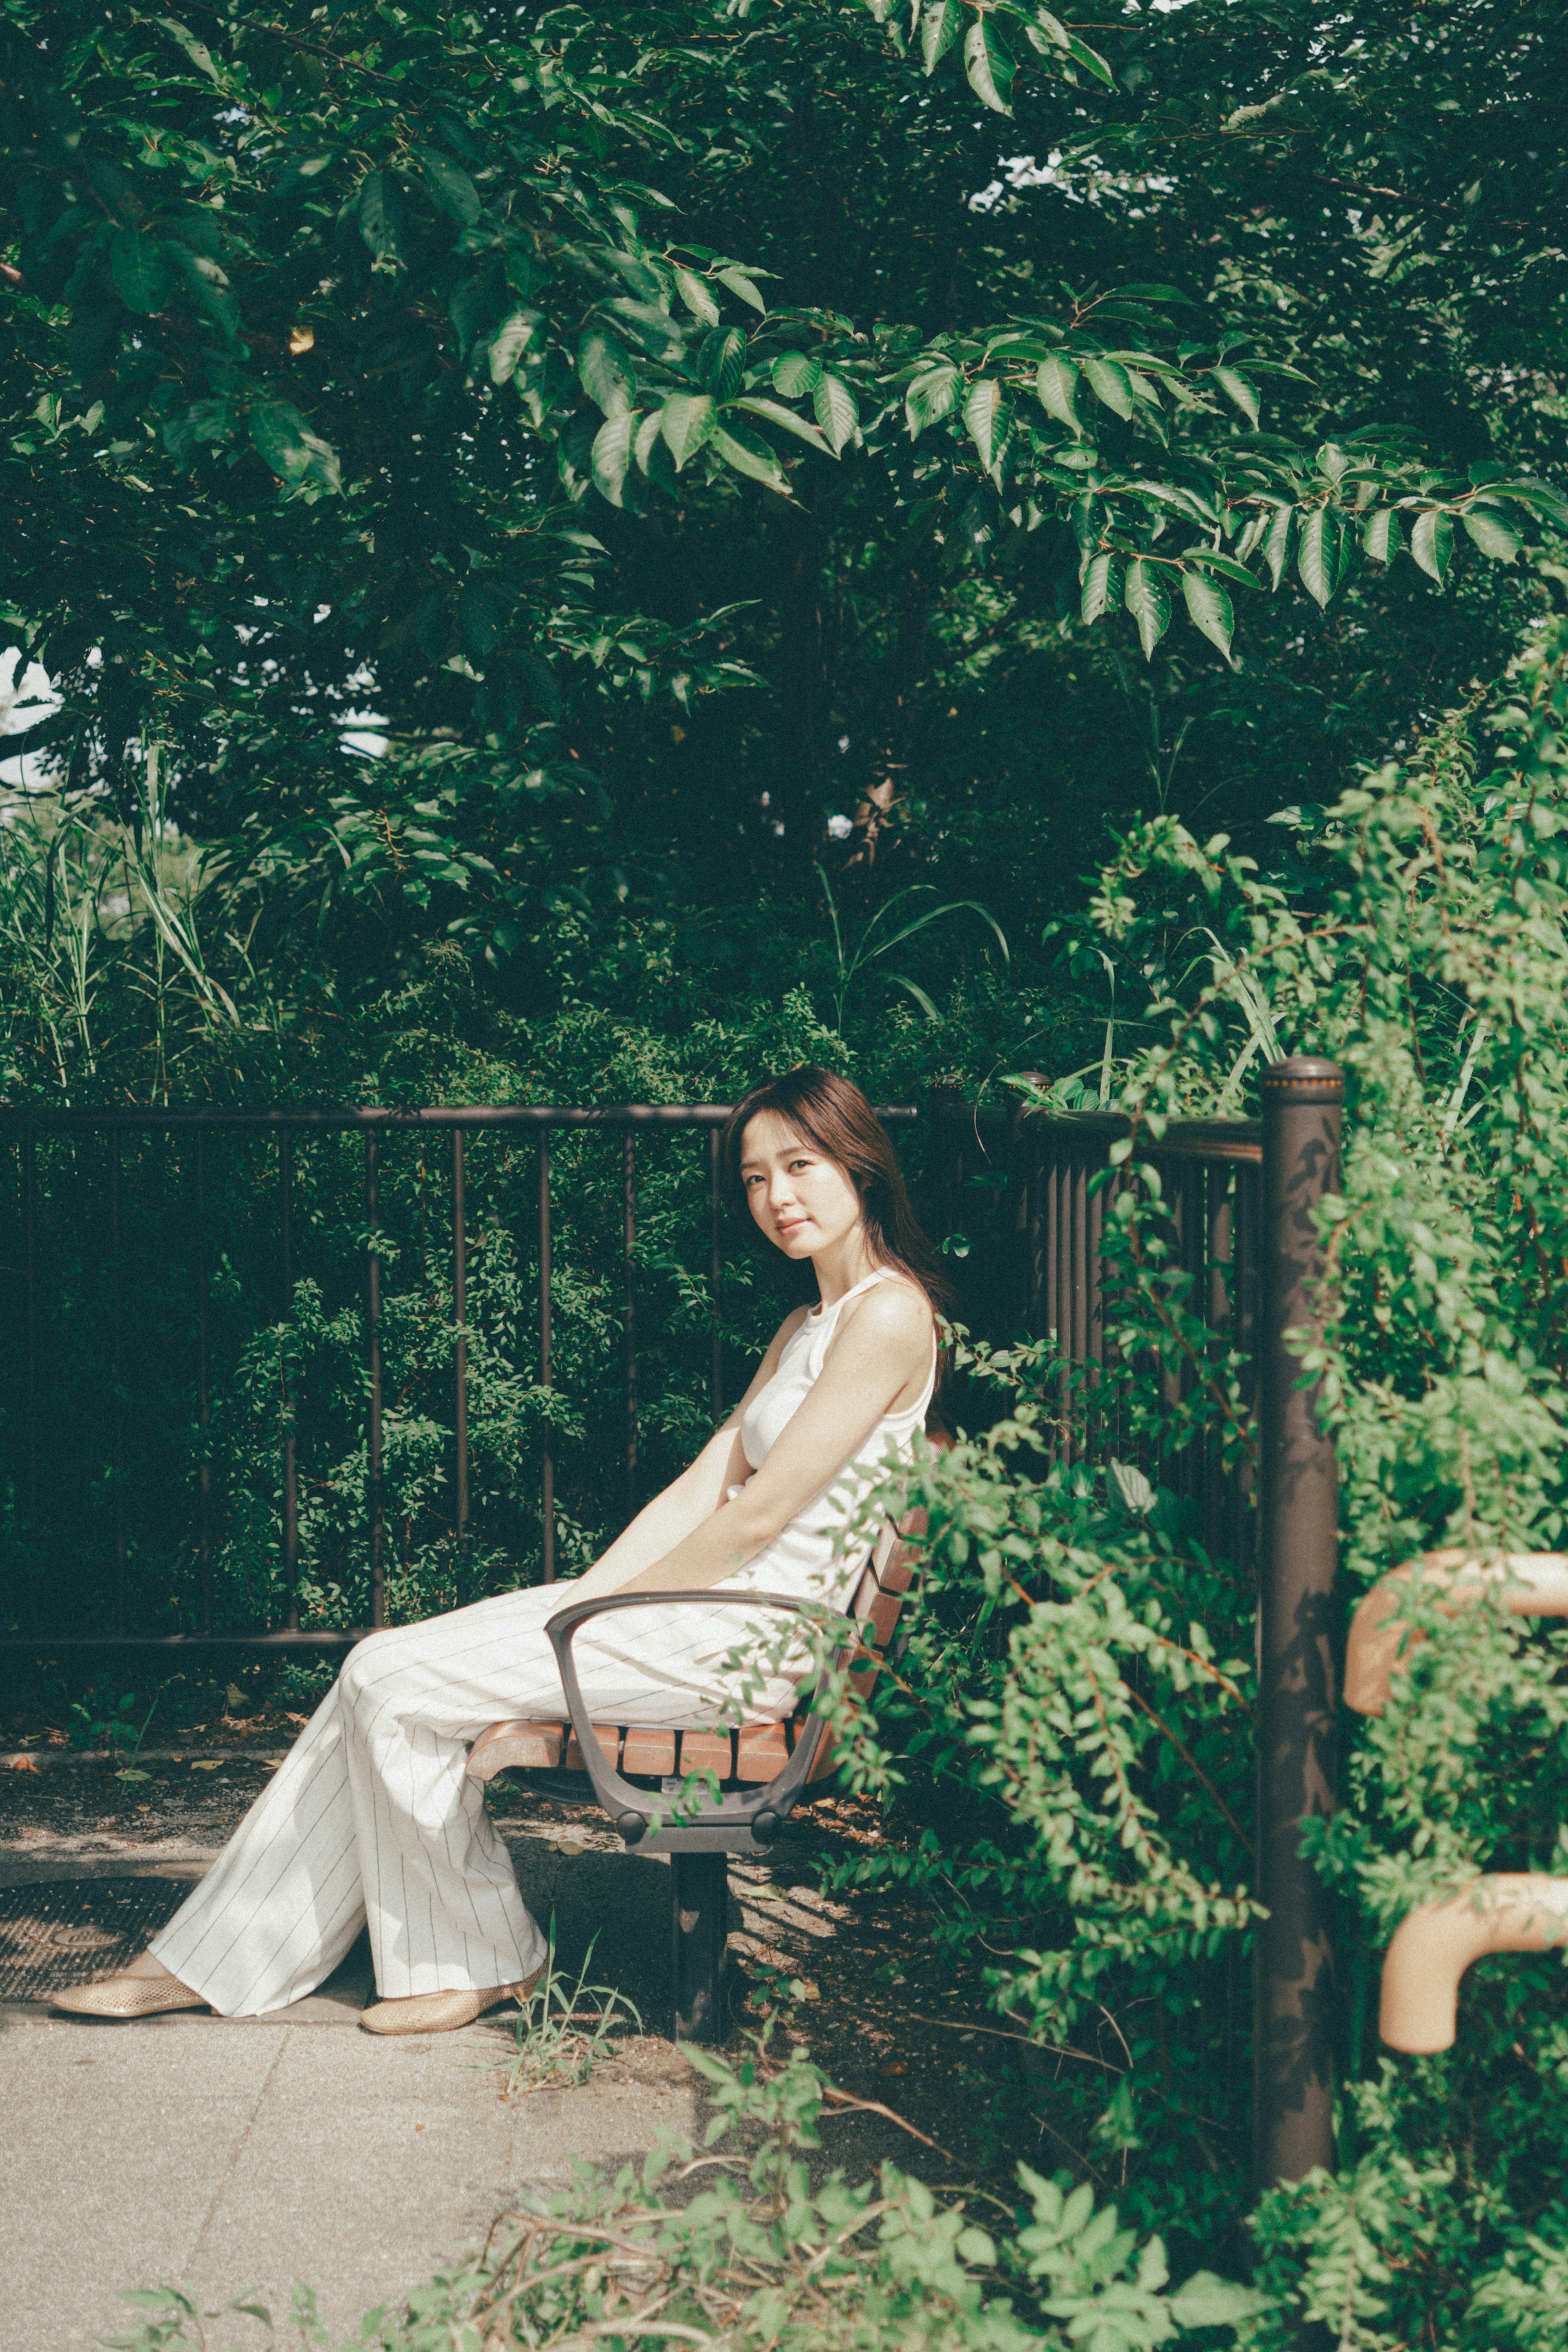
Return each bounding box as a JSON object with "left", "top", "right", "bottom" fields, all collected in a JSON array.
[{"left": 671, "top": 1851, "right": 728, "bottom": 2044}]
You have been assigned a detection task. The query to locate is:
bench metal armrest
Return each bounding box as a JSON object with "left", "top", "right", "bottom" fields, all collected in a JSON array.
[{"left": 544, "top": 1588, "right": 857, "bottom": 1854}]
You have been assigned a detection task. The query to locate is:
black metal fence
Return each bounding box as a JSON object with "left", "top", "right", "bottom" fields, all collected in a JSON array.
[
  {"left": 928, "top": 1088, "right": 1263, "bottom": 1567},
  {"left": 0, "top": 1102, "right": 913, "bottom": 1653},
  {"left": 0, "top": 1069, "right": 1345, "bottom": 2191}
]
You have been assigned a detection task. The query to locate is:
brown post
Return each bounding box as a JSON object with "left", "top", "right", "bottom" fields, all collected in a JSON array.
[
  {"left": 1254, "top": 1055, "right": 1343, "bottom": 2200},
  {"left": 538, "top": 1132, "right": 555, "bottom": 1584},
  {"left": 452, "top": 1128, "right": 469, "bottom": 1603},
  {"left": 365, "top": 1130, "right": 385, "bottom": 1630}
]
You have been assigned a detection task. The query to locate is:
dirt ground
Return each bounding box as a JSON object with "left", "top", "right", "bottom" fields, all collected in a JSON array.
[{"left": 1, "top": 1691, "right": 1081, "bottom": 2195}]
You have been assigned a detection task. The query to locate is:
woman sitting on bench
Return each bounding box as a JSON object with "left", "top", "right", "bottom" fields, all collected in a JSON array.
[{"left": 54, "top": 1066, "right": 944, "bottom": 2034}]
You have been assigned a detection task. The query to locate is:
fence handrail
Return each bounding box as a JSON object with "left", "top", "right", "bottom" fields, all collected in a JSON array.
[
  {"left": 0, "top": 1102, "right": 919, "bottom": 1133},
  {"left": 1018, "top": 1106, "right": 1263, "bottom": 1165}
]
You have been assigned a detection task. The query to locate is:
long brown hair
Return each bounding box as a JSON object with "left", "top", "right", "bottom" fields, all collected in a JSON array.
[{"left": 720, "top": 1066, "right": 958, "bottom": 1327}]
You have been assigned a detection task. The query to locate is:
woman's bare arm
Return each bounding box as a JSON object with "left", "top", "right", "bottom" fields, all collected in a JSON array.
[
  {"left": 594, "top": 1282, "right": 933, "bottom": 1600},
  {"left": 550, "top": 1309, "right": 808, "bottom": 1606}
]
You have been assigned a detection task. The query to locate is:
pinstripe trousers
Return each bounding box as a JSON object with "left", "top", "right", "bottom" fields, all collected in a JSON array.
[{"left": 146, "top": 1581, "right": 804, "bottom": 2018}]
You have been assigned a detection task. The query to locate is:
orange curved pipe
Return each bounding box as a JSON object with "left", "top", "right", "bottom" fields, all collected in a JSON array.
[
  {"left": 1381, "top": 1875, "right": 1568, "bottom": 2051},
  {"left": 1344, "top": 1552, "right": 1568, "bottom": 1716}
]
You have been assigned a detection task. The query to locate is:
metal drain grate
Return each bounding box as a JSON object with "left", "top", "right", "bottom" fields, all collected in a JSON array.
[{"left": 0, "top": 1878, "right": 190, "bottom": 1999}]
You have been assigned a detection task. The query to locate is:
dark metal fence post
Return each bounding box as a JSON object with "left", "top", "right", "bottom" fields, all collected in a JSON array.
[
  {"left": 195, "top": 1134, "right": 213, "bottom": 1637},
  {"left": 452, "top": 1129, "right": 469, "bottom": 1604},
  {"left": 708, "top": 1129, "right": 724, "bottom": 1425},
  {"left": 623, "top": 1133, "right": 638, "bottom": 1523},
  {"left": 538, "top": 1132, "right": 554, "bottom": 1584},
  {"left": 109, "top": 1131, "right": 127, "bottom": 1635},
  {"left": 1254, "top": 1055, "right": 1343, "bottom": 2200},
  {"left": 280, "top": 1130, "right": 299, "bottom": 1632},
  {"left": 365, "top": 1130, "right": 385, "bottom": 1630},
  {"left": 22, "top": 1126, "right": 38, "bottom": 1525}
]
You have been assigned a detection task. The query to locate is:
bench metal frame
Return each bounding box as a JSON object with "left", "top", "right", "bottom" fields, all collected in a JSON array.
[{"left": 543, "top": 1587, "right": 862, "bottom": 2042}]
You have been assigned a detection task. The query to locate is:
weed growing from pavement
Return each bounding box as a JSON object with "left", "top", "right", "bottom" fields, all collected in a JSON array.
[{"left": 485, "top": 1922, "right": 642, "bottom": 2098}]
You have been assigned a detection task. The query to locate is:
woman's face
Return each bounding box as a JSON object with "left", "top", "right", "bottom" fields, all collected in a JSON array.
[{"left": 739, "top": 1111, "right": 863, "bottom": 1262}]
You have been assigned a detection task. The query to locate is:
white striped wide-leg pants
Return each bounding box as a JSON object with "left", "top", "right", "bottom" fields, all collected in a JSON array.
[
  {"left": 147, "top": 1578, "right": 807, "bottom": 2019},
  {"left": 147, "top": 1588, "right": 586, "bottom": 2018}
]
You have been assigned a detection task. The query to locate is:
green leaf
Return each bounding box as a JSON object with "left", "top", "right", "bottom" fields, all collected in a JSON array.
[
  {"left": 659, "top": 391, "right": 717, "bottom": 470},
  {"left": 1036, "top": 354, "right": 1082, "bottom": 435},
  {"left": 814, "top": 372, "right": 859, "bottom": 454},
  {"left": 1035, "top": 10, "right": 1115, "bottom": 84},
  {"left": 1182, "top": 547, "right": 1261, "bottom": 590},
  {"left": 699, "top": 327, "right": 748, "bottom": 402},
  {"left": 590, "top": 410, "right": 639, "bottom": 506},
  {"left": 708, "top": 419, "right": 790, "bottom": 494},
  {"left": 963, "top": 16, "right": 1015, "bottom": 112},
  {"left": 1362, "top": 506, "right": 1401, "bottom": 564},
  {"left": 1460, "top": 505, "right": 1521, "bottom": 562},
  {"left": 715, "top": 264, "right": 767, "bottom": 314},
  {"left": 1168, "top": 2275, "right": 1265, "bottom": 2328},
  {"left": 415, "top": 148, "right": 481, "bottom": 226},
  {"left": 110, "top": 230, "right": 174, "bottom": 315},
  {"left": 921, "top": 0, "right": 960, "bottom": 73},
  {"left": 635, "top": 408, "right": 677, "bottom": 487},
  {"left": 1180, "top": 568, "right": 1235, "bottom": 662},
  {"left": 249, "top": 400, "right": 341, "bottom": 496},
  {"left": 1410, "top": 507, "right": 1455, "bottom": 586},
  {"left": 1080, "top": 356, "right": 1134, "bottom": 420},
  {"left": 888, "top": 972, "right": 943, "bottom": 1021},
  {"left": 577, "top": 331, "right": 637, "bottom": 419},
  {"left": 905, "top": 363, "right": 962, "bottom": 437},
  {"left": 772, "top": 351, "right": 823, "bottom": 399},
  {"left": 1080, "top": 551, "right": 1122, "bottom": 624},
  {"left": 1260, "top": 504, "right": 1293, "bottom": 589},
  {"left": 1123, "top": 557, "right": 1171, "bottom": 658},
  {"left": 673, "top": 267, "right": 719, "bottom": 327},
  {"left": 356, "top": 171, "right": 402, "bottom": 266},
  {"left": 733, "top": 396, "right": 833, "bottom": 455},
  {"left": 488, "top": 310, "right": 541, "bottom": 386},
  {"left": 1209, "top": 365, "right": 1260, "bottom": 428},
  {"left": 458, "top": 579, "right": 506, "bottom": 662},
  {"left": 1296, "top": 508, "right": 1343, "bottom": 605},
  {"left": 156, "top": 14, "right": 219, "bottom": 81},
  {"left": 963, "top": 377, "right": 1009, "bottom": 471}
]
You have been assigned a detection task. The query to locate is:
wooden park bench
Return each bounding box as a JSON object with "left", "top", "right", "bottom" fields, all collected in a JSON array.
[{"left": 465, "top": 1491, "right": 931, "bottom": 2043}]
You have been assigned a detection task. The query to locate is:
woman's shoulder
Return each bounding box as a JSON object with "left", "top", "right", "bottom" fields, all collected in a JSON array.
[{"left": 835, "top": 1273, "right": 933, "bottom": 1345}]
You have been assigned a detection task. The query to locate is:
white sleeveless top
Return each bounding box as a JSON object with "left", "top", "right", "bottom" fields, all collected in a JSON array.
[
  {"left": 568, "top": 1265, "right": 938, "bottom": 1728},
  {"left": 725, "top": 1266, "right": 938, "bottom": 1604}
]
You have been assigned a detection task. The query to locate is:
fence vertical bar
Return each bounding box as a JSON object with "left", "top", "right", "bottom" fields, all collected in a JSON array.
[
  {"left": 22, "top": 1126, "right": 38, "bottom": 1526},
  {"left": 280, "top": 1130, "right": 299, "bottom": 1632},
  {"left": 1205, "top": 1173, "right": 1234, "bottom": 1567},
  {"left": 109, "top": 1131, "right": 127, "bottom": 1635},
  {"left": 195, "top": 1134, "right": 213, "bottom": 1637},
  {"left": 1025, "top": 1119, "right": 1043, "bottom": 1336},
  {"left": 708, "top": 1129, "right": 724, "bottom": 1424},
  {"left": 623, "top": 1132, "right": 638, "bottom": 1524},
  {"left": 538, "top": 1133, "right": 555, "bottom": 1585},
  {"left": 452, "top": 1128, "right": 469, "bottom": 1605},
  {"left": 365, "top": 1130, "right": 385, "bottom": 1630},
  {"left": 1254, "top": 1055, "right": 1342, "bottom": 2203},
  {"left": 1234, "top": 1161, "right": 1259, "bottom": 1584},
  {"left": 1044, "top": 1148, "right": 1061, "bottom": 1462}
]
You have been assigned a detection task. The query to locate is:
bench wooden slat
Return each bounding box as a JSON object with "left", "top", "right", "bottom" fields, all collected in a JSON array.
[
  {"left": 468, "top": 1719, "right": 565, "bottom": 1779},
  {"left": 622, "top": 1726, "right": 679, "bottom": 1777},
  {"left": 564, "top": 1723, "right": 621, "bottom": 1772},
  {"left": 735, "top": 1721, "right": 791, "bottom": 1781},
  {"left": 679, "top": 1727, "right": 734, "bottom": 1778}
]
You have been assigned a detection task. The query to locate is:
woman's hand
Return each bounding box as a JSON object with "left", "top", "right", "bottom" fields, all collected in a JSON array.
[
  {"left": 606, "top": 1279, "right": 932, "bottom": 1598},
  {"left": 545, "top": 1306, "right": 808, "bottom": 1616}
]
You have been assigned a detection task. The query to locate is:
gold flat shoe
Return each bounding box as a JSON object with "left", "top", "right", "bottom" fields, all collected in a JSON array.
[
  {"left": 51, "top": 1972, "right": 210, "bottom": 2020},
  {"left": 359, "top": 1968, "right": 542, "bottom": 2037}
]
